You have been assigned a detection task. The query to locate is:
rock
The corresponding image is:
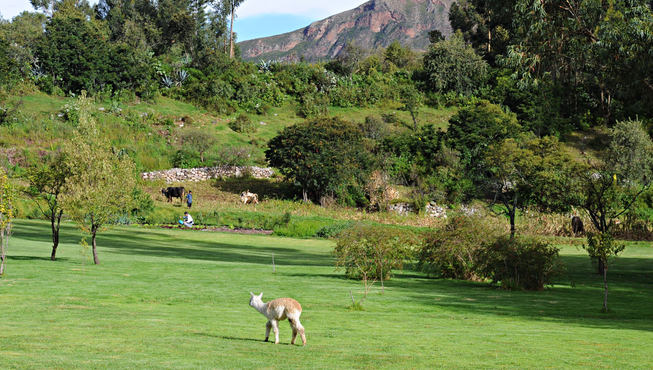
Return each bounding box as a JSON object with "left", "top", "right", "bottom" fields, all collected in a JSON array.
[{"left": 141, "top": 166, "right": 275, "bottom": 183}]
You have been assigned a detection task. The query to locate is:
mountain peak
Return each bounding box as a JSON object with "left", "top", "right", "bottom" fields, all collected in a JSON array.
[{"left": 239, "top": 0, "right": 454, "bottom": 62}]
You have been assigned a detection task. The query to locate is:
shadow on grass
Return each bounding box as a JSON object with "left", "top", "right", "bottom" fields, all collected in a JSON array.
[
  {"left": 194, "top": 333, "right": 263, "bottom": 343},
  {"left": 213, "top": 177, "right": 297, "bottom": 200},
  {"left": 387, "top": 254, "right": 653, "bottom": 332},
  {"left": 8, "top": 255, "right": 70, "bottom": 262},
  {"left": 12, "top": 220, "right": 333, "bottom": 267}
]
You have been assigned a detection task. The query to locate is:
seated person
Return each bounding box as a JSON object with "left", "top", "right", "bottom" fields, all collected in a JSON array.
[{"left": 178, "top": 212, "right": 194, "bottom": 228}]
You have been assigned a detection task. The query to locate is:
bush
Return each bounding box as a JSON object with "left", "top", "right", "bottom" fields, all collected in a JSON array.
[
  {"left": 213, "top": 146, "right": 253, "bottom": 167},
  {"left": 417, "top": 216, "right": 500, "bottom": 280},
  {"left": 172, "top": 149, "right": 202, "bottom": 168},
  {"left": 476, "top": 236, "right": 562, "bottom": 290},
  {"left": 228, "top": 113, "right": 257, "bottom": 133},
  {"left": 334, "top": 224, "right": 420, "bottom": 283},
  {"left": 315, "top": 221, "right": 354, "bottom": 239}
]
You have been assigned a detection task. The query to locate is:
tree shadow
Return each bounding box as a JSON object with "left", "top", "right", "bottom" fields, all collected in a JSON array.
[
  {"left": 213, "top": 177, "right": 297, "bottom": 200},
  {"left": 387, "top": 254, "right": 653, "bottom": 332},
  {"left": 8, "top": 255, "right": 70, "bottom": 262},
  {"left": 12, "top": 220, "right": 333, "bottom": 267}
]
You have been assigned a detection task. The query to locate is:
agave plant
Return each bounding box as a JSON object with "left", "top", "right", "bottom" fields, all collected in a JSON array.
[
  {"left": 161, "top": 75, "right": 174, "bottom": 88},
  {"left": 175, "top": 69, "right": 189, "bottom": 87}
]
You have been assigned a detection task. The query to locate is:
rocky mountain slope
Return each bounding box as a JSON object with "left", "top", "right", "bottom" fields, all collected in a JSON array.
[{"left": 238, "top": 0, "right": 454, "bottom": 61}]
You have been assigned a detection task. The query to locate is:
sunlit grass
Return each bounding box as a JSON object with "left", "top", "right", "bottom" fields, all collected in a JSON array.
[{"left": 1, "top": 220, "right": 651, "bottom": 368}]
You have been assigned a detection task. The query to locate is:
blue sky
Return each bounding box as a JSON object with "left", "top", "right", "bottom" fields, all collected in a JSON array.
[{"left": 0, "top": 0, "right": 367, "bottom": 41}]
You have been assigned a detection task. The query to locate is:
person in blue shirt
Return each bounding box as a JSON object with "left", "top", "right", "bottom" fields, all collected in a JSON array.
[{"left": 186, "top": 190, "right": 193, "bottom": 209}]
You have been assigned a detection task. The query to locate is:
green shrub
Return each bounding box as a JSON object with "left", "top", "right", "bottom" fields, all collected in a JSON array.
[
  {"left": 228, "top": 113, "right": 257, "bottom": 133},
  {"left": 334, "top": 224, "right": 420, "bottom": 282},
  {"left": 476, "top": 236, "right": 562, "bottom": 290},
  {"left": 315, "top": 221, "right": 354, "bottom": 239},
  {"left": 417, "top": 216, "right": 500, "bottom": 280},
  {"left": 172, "top": 149, "right": 202, "bottom": 168},
  {"left": 296, "top": 91, "right": 329, "bottom": 118}
]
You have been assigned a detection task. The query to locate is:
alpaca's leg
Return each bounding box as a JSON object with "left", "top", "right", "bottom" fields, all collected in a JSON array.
[
  {"left": 271, "top": 320, "right": 280, "bottom": 344},
  {"left": 294, "top": 318, "right": 306, "bottom": 346},
  {"left": 265, "top": 321, "right": 272, "bottom": 342},
  {"left": 289, "top": 319, "right": 298, "bottom": 345}
]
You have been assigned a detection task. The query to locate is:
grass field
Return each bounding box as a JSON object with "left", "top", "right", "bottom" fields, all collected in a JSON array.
[{"left": 1, "top": 220, "right": 652, "bottom": 368}]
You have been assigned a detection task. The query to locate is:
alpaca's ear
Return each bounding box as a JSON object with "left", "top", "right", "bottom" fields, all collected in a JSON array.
[
  {"left": 258, "top": 292, "right": 263, "bottom": 299},
  {"left": 250, "top": 292, "right": 254, "bottom": 297}
]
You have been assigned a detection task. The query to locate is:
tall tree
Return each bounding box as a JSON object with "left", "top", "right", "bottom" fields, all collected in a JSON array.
[
  {"left": 422, "top": 32, "right": 488, "bottom": 95},
  {"left": 225, "top": 0, "right": 245, "bottom": 59},
  {"left": 448, "top": 0, "right": 515, "bottom": 65},
  {"left": 27, "top": 152, "right": 74, "bottom": 261},
  {"left": 506, "top": 0, "right": 653, "bottom": 124},
  {"left": 61, "top": 95, "right": 136, "bottom": 265}
]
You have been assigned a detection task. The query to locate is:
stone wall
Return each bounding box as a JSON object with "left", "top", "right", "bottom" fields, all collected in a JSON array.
[{"left": 141, "top": 166, "right": 274, "bottom": 183}]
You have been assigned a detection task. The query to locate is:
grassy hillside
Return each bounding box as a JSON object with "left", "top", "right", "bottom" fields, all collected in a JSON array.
[
  {"left": 1, "top": 92, "right": 456, "bottom": 172},
  {"left": 1, "top": 220, "right": 652, "bottom": 368}
]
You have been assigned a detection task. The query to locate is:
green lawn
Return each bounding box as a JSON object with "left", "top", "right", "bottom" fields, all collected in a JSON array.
[{"left": 1, "top": 220, "right": 652, "bottom": 368}]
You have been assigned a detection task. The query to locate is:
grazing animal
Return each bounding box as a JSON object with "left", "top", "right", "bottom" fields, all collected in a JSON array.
[
  {"left": 161, "top": 186, "right": 185, "bottom": 202},
  {"left": 240, "top": 190, "right": 259, "bottom": 205},
  {"left": 249, "top": 292, "right": 306, "bottom": 346},
  {"left": 571, "top": 216, "right": 584, "bottom": 235}
]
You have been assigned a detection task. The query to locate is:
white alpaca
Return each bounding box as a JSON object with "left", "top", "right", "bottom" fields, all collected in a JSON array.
[{"left": 249, "top": 292, "right": 306, "bottom": 346}]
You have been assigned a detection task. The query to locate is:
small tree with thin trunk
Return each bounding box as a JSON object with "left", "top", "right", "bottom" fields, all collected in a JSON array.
[
  {"left": 26, "top": 151, "right": 73, "bottom": 261},
  {"left": 61, "top": 96, "right": 136, "bottom": 265},
  {"left": 0, "top": 169, "right": 14, "bottom": 277},
  {"left": 400, "top": 85, "right": 423, "bottom": 131},
  {"left": 583, "top": 232, "right": 624, "bottom": 312},
  {"left": 180, "top": 129, "right": 216, "bottom": 163}
]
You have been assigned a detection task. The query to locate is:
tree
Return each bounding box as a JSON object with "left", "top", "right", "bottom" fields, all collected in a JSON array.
[
  {"left": 326, "top": 42, "right": 365, "bottom": 76},
  {"left": 570, "top": 120, "right": 652, "bottom": 289},
  {"left": 422, "top": 32, "right": 488, "bottom": 95},
  {"left": 37, "top": 8, "right": 110, "bottom": 94},
  {"left": 574, "top": 120, "right": 652, "bottom": 236},
  {"left": 26, "top": 151, "right": 74, "bottom": 261},
  {"left": 179, "top": 129, "right": 216, "bottom": 163},
  {"left": 224, "top": 0, "right": 244, "bottom": 59},
  {"left": 448, "top": 0, "right": 515, "bottom": 65},
  {"left": 484, "top": 136, "right": 575, "bottom": 237},
  {"left": 400, "top": 84, "right": 423, "bottom": 130},
  {"left": 61, "top": 95, "right": 136, "bottom": 265},
  {"left": 506, "top": 0, "right": 653, "bottom": 124},
  {"left": 583, "top": 232, "right": 624, "bottom": 312},
  {"left": 334, "top": 224, "right": 417, "bottom": 294},
  {"left": 446, "top": 100, "right": 521, "bottom": 181},
  {"left": 266, "top": 117, "right": 374, "bottom": 203},
  {"left": 383, "top": 41, "right": 416, "bottom": 70},
  {"left": 0, "top": 168, "right": 14, "bottom": 277}
]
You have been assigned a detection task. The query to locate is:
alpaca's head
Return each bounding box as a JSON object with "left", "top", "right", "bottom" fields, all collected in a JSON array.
[{"left": 249, "top": 292, "right": 263, "bottom": 307}]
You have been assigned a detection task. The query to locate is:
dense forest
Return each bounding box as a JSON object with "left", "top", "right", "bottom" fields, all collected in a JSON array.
[{"left": 0, "top": 0, "right": 651, "bottom": 237}]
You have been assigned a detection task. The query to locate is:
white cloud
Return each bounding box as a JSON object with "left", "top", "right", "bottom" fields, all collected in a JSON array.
[{"left": 237, "top": 0, "right": 368, "bottom": 19}]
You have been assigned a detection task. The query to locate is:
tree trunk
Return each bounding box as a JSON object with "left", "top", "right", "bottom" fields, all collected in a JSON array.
[
  {"left": 602, "top": 265, "right": 608, "bottom": 312},
  {"left": 91, "top": 229, "right": 99, "bottom": 265},
  {"left": 229, "top": 5, "right": 235, "bottom": 59},
  {"left": 597, "top": 258, "right": 605, "bottom": 275},
  {"left": 0, "top": 228, "right": 6, "bottom": 276},
  {"left": 50, "top": 210, "right": 63, "bottom": 261},
  {"left": 509, "top": 211, "right": 516, "bottom": 239},
  {"left": 302, "top": 189, "right": 308, "bottom": 203}
]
